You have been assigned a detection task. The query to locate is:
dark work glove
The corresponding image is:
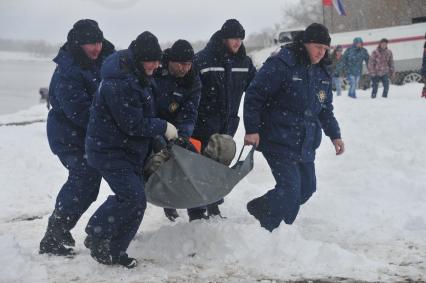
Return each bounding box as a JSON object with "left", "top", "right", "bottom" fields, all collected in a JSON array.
[{"left": 164, "top": 208, "right": 179, "bottom": 222}]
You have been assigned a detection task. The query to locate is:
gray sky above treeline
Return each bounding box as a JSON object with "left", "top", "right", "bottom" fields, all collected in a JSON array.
[{"left": 0, "top": 0, "right": 293, "bottom": 47}]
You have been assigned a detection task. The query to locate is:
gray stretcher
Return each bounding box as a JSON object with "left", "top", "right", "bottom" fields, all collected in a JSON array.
[{"left": 145, "top": 145, "right": 255, "bottom": 209}]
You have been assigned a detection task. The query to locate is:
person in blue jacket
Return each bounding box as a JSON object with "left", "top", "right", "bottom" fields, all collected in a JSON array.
[
  {"left": 40, "top": 19, "right": 114, "bottom": 257},
  {"left": 188, "top": 19, "right": 256, "bottom": 220},
  {"left": 153, "top": 39, "right": 201, "bottom": 221},
  {"left": 340, "top": 37, "right": 369, "bottom": 98},
  {"left": 244, "top": 23, "right": 345, "bottom": 232},
  {"left": 84, "top": 32, "right": 178, "bottom": 268}
]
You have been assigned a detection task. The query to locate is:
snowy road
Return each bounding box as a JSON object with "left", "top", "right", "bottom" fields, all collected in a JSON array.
[{"left": 0, "top": 84, "right": 425, "bottom": 282}]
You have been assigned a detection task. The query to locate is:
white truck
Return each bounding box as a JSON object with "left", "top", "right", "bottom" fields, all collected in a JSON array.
[
  {"left": 268, "top": 22, "right": 425, "bottom": 87},
  {"left": 330, "top": 22, "right": 425, "bottom": 87}
]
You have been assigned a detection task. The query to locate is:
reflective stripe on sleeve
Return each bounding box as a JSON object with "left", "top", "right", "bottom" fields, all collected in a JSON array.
[{"left": 200, "top": 67, "right": 225, "bottom": 74}]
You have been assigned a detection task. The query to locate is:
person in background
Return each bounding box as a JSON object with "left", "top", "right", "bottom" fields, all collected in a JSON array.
[
  {"left": 153, "top": 39, "right": 202, "bottom": 221},
  {"left": 84, "top": 32, "right": 176, "bottom": 268},
  {"left": 243, "top": 23, "right": 344, "bottom": 232},
  {"left": 341, "top": 37, "right": 369, "bottom": 98},
  {"left": 329, "top": 45, "right": 344, "bottom": 96},
  {"left": 368, "top": 38, "right": 395, "bottom": 98},
  {"left": 188, "top": 19, "right": 256, "bottom": 221},
  {"left": 40, "top": 19, "right": 114, "bottom": 257}
]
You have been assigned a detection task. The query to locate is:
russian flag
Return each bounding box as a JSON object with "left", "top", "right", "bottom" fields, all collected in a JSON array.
[{"left": 333, "top": 0, "right": 347, "bottom": 16}]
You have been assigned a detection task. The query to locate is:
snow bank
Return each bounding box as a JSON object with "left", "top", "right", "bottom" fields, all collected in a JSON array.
[{"left": 0, "top": 81, "right": 425, "bottom": 282}]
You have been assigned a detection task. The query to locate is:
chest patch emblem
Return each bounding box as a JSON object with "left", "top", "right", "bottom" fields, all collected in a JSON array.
[
  {"left": 317, "top": 90, "right": 327, "bottom": 103},
  {"left": 169, "top": 101, "right": 180, "bottom": 113}
]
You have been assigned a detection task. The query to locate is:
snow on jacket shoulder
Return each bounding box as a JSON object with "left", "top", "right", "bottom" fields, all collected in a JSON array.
[
  {"left": 244, "top": 45, "right": 341, "bottom": 162},
  {"left": 85, "top": 49, "right": 167, "bottom": 171},
  {"left": 192, "top": 31, "right": 256, "bottom": 140}
]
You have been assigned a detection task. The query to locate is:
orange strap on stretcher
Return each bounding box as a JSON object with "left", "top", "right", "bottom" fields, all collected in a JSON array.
[{"left": 189, "top": 138, "right": 202, "bottom": 153}]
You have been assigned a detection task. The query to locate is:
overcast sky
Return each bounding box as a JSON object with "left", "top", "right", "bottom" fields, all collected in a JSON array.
[{"left": 0, "top": 0, "right": 294, "bottom": 47}]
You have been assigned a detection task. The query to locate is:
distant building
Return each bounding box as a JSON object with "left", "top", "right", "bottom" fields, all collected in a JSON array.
[{"left": 323, "top": 0, "right": 426, "bottom": 33}]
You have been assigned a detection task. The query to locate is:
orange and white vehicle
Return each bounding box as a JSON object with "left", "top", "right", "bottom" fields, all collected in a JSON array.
[
  {"left": 267, "top": 22, "right": 425, "bottom": 86},
  {"left": 330, "top": 22, "right": 426, "bottom": 85}
]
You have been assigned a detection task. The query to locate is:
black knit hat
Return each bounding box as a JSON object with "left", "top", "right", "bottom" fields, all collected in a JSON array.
[
  {"left": 69, "top": 19, "right": 103, "bottom": 45},
  {"left": 168, "top": 39, "right": 194, "bottom": 62},
  {"left": 129, "top": 31, "right": 162, "bottom": 62},
  {"left": 303, "top": 23, "right": 331, "bottom": 46},
  {"left": 220, "top": 19, "right": 245, "bottom": 40},
  {"left": 380, "top": 38, "right": 388, "bottom": 43}
]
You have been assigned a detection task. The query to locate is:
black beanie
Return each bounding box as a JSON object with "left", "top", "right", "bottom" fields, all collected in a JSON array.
[
  {"left": 380, "top": 38, "right": 388, "bottom": 43},
  {"left": 168, "top": 39, "right": 194, "bottom": 62},
  {"left": 69, "top": 19, "right": 103, "bottom": 45},
  {"left": 303, "top": 23, "right": 331, "bottom": 46},
  {"left": 129, "top": 31, "right": 162, "bottom": 62},
  {"left": 220, "top": 19, "right": 245, "bottom": 40}
]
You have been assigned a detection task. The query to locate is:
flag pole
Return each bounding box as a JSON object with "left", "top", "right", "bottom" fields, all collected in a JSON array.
[{"left": 322, "top": 0, "right": 326, "bottom": 25}]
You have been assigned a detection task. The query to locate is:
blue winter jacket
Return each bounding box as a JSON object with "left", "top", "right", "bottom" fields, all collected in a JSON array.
[
  {"left": 244, "top": 44, "right": 341, "bottom": 162},
  {"left": 340, "top": 44, "right": 369, "bottom": 77},
  {"left": 192, "top": 31, "right": 256, "bottom": 141},
  {"left": 47, "top": 40, "right": 114, "bottom": 156},
  {"left": 154, "top": 51, "right": 202, "bottom": 138},
  {"left": 85, "top": 49, "right": 167, "bottom": 172}
]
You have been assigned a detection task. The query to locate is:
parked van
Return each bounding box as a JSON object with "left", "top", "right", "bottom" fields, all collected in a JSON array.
[
  {"left": 330, "top": 22, "right": 425, "bottom": 87},
  {"left": 267, "top": 23, "right": 425, "bottom": 88}
]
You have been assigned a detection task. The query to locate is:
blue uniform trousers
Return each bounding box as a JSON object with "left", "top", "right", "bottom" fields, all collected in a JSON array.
[
  {"left": 247, "top": 151, "right": 316, "bottom": 231},
  {"left": 85, "top": 167, "right": 146, "bottom": 257},
  {"left": 54, "top": 153, "right": 102, "bottom": 231}
]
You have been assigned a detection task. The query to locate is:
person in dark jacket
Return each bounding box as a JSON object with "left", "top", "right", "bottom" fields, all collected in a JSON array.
[
  {"left": 244, "top": 23, "right": 345, "bottom": 232},
  {"left": 153, "top": 39, "right": 202, "bottom": 221},
  {"left": 84, "top": 32, "right": 178, "bottom": 268},
  {"left": 40, "top": 19, "right": 114, "bottom": 257},
  {"left": 341, "top": 37, "right": 369, "bottom": 98},
  {"left": 188, "top": 19, "right": 256, "bottom": 220}
]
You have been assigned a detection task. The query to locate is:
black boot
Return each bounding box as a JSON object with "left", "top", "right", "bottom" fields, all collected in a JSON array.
[
  {"left": 112, "top": 253, "right": 138, "bottom": 269},
  {"left": 47, "top": 210, "right": 76, "bottom": 246},
  {"left": 39, "top": 234, "right": 75, "bottom": 256},
  {"left": 247, "top": 198, "right": 263, "bottom": 223},
  {"left": 164, "top": 208, "right": 179, "bottom": 222},
  {"left": 39, "top": 212, "right": 75, "bottom": 256},
  {"left": 87, "top": 236, "right": 113, "bottom": 265},
  {"left": 188, "top": 210, "right": 209, "bottom": 222},
  {"left": 63, "top": 231, "right": 75, "bottom": 247},
  {"left": 207, "top": 204, "right": 225, "bottom": 218},
  {"left": 247, "top": 198, "right": 275, "bottom": 232},
  {"left": 86, "top": 236, "right": 138, "bottom": 268}
]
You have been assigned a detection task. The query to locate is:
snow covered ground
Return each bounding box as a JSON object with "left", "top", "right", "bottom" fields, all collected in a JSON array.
[{"left": 0, "top": 81, "right": 425, "bottom": 283}]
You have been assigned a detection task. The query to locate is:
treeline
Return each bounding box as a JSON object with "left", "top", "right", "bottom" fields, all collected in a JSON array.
[
  {"left": 163, "top": 27, "right": 278, "bottom": 54},
  {"left": 0, "top": 28, "right": 278, "bottom": 58},
  {"left": 0, "top": 38, "right": 61, "bottom": 57}
]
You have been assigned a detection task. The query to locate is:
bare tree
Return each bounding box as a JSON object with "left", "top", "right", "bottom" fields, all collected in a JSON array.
[{"left": 281, "top": 0, "right": 322, "bottom": 28}]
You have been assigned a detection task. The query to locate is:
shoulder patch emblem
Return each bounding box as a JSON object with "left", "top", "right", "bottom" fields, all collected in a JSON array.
[
  {"left": 317, "top": 90, "right": 327, "bottom": 103},
  {"left": 169, "top": 101, "right": 180, "bottom": 113}
]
